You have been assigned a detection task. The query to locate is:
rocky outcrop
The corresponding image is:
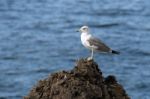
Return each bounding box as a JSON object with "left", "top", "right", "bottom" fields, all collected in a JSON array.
[{"left": 24, "top": 58, "right": 130, "bottom": 99}]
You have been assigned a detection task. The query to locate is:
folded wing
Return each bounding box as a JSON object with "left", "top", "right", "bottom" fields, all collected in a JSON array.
[{"left": 88, "top": 37, "right": 111, "bottom": 52}]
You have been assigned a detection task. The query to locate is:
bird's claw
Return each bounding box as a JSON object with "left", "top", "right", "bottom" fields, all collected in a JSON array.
[
  {"left": 87, "top": 57, "right": 93, "bottom": 61},
  {"left": 64, "top": 75, "right": 67, "bottom": 80}
]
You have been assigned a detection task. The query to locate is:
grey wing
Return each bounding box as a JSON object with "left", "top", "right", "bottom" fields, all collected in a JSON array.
[{"left": 88, "top": 37, "right": 111, "bottom": 52}]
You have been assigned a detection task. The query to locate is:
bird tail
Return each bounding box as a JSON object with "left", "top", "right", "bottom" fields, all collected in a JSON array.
[{"left": 112, "top": 50, "right": 120, "bottom": 54}]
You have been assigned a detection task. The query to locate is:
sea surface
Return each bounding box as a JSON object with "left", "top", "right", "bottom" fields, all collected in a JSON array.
[{"left": 0, "top": 0, "right": 150, "bottom": 99}]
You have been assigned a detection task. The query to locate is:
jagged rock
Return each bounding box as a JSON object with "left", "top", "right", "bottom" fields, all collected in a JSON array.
[{"left": 24, "top": 58, "right": 130, "bottom": 99}]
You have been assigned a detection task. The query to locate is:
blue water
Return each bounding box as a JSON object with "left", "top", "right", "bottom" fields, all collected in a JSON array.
[{"left": 0, "top": 0, "right": 150, "bottom": 99}]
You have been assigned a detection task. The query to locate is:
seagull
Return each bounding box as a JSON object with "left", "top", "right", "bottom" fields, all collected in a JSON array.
[{"left": 78, "top": 26, "right": 120, "bottom": 60}]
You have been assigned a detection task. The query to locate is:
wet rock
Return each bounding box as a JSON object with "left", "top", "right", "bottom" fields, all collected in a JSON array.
[{"left": 24, "top": 58, "right": 130, "bottom": 99}]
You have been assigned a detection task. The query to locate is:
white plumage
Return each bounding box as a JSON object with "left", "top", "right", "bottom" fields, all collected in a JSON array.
[{"left": 78, "top": 26, "right": 119, "bottom": 60}]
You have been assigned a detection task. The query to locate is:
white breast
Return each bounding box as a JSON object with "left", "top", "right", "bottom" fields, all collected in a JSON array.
[{"left": 81, "top": 33, "right": 92, "bottom": 49}]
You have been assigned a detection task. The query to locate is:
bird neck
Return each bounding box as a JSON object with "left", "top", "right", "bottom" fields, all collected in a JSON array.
[{"left": 81, "top": 32, "right": 91, "bottom": 39}]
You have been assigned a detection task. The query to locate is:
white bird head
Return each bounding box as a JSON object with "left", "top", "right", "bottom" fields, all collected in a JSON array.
[{"left": 78, "top": 26, "right": 89, "bottom": 33}]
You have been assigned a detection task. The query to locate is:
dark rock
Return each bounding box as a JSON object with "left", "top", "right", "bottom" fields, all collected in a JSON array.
[{"left": 24, "top": 58, "right": 130, "bottom": 99}]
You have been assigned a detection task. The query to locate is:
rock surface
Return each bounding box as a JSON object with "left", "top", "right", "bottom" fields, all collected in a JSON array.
[{"left": 24, "top": 58, "right": 130, "bottom": 99}]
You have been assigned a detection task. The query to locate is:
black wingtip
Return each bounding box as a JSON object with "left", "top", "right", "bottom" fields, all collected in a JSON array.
[{"left": 112, "top": 50, "right": 120, "bottom": 54}]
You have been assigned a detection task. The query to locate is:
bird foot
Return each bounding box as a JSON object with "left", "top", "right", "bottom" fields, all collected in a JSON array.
[
  {"left": 63, "top": 75, "right": 67, "bottom": 80},
  {"left": 87, "top": 57, "right": 93, "bottom": 61}
]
